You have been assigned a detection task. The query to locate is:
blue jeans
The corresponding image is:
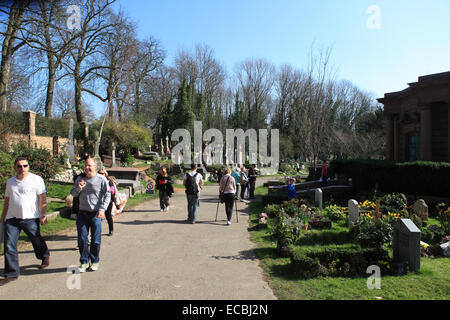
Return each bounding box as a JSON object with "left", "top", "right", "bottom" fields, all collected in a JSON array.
[
  {"left": 3, "top": 218, "right": 49, "bottom": 278},
  {"left": 186, "top": 193, "right": 200, "bottom": 222},
  {"left": 77, "top": 211, "right": 102, "bottom": 264}
]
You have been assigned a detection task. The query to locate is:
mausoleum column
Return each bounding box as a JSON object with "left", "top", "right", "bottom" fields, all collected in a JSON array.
[
  {"left": 386, "top": 114, "right": 394, "bottom": 160},
  {"left": 420, "top": 105, "right": 432, "bottom": 161},
  {"left": 447, "top": 102, "right": 450, "bottom": 162},
  {"left": 393, "top": 116, "right": 399, "bottom": 161}
]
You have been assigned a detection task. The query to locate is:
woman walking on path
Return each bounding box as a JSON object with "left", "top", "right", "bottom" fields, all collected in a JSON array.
[
  {"left": 98, "top": 169, "right": 117, "bottom": 236},
  {"left": 156, "top": 167, "right": 174, "bottom": 212},
  {"left": 219, "top": 168, "right": 236, "bottom": 225}
]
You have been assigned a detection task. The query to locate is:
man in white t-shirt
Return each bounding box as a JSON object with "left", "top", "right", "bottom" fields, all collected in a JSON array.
[
  {"left": 183, "top": 163, "right": 203, "bottom": 224},
  {"left": 0, "top": 157, "right": 50, "bottom": 286}
]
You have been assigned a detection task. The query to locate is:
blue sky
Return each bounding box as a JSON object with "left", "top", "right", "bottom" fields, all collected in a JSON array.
[{"left": 91, "top": 0, "right": 450, "bottom": 116}]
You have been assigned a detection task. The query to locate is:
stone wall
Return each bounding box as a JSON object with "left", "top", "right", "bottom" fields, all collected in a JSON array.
[{"left": 5, "top": 111, "right": 75, "bottom": 156}]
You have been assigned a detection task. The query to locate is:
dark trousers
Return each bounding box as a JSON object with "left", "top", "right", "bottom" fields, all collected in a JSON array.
[
  {"left": 159, "top": 190, "right": 170, "bottom": 210},
  {"left": 105, "top": 201, "right": 114, "bottom": 233},
  {"left": 249, "top": 179, "right": 256, "bottom": 198},
  {"left": 240, "top": 183, "right": 247, "bottom": 199},
  {"left": 224, "top": 193, "right": 235, "bottom": 221},
  {"left": 3, "top": 218, "right": 49, "bottom": 278}
]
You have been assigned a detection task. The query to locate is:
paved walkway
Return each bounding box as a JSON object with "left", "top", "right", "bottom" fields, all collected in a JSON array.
[{"left": 0, "top": 178, "right": 276, "bottom": 300}]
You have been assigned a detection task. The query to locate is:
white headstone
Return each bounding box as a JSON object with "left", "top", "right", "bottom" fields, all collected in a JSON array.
[
  {"left": 315, "top": 188, "right": 323, "bottom": 209},
  {"left": 348, "top": 199, "right": 359, "bottom": 228}
]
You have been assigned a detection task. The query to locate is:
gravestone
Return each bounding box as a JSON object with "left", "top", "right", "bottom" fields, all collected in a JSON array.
[
  {"left": 111, "top": 142, "right": 116, "bottom": 167},
  {"left": 348, "top": 199, "right": 359, "bottom": 228},
  {"left": 413, "top": 199, "right": 428, "bottom": 221},
  {"left": 66, "top": 118, "right": 76, "bottom": 163},
  {"left": 393, "top": 219, "right": 421, "bottom": 273},
  {"left": 315, "top": 188, "right": 323, "bottom": 209}
]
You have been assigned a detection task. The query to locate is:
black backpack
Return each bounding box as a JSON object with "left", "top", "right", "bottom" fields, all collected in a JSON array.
[{"left": 185, "top": 172, "right": 199, "bottom": 195}]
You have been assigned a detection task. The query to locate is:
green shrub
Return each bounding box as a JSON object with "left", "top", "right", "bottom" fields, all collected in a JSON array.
[
  {"left": 290, "top": 245, "right": 391, "bottom": 278},
  {"left": 331, "top": 159, "right": 450, "bottom": 197},
  {"left": 322, "top": 204, "right": 346, "bottom": 221},
  {"left": 420, "top": 224, "right": 446, "bottom": 245},
  {"left": 290, "top": 252, "right": 322, "bottom": 278},
  {"left": 268, "top": 215, "right": 303, "bottom": 252},
  {"left": 0, "top": 151, "right": 15, "bottom": 197},
  {"left": 264, "top": 204, "right": 283, "bottom": 218},
  {"left": 350, "top": 215, "right": 393, "bottom": 248},
  {"left": 379, "top": 193, "right": 407, "bottom": 211},
  {"left": 436, "top": 204, "right": 450, "bottom": 235},
  {"left": 297, "top": 230, "right": 352, "bottom": 246},
  {"left": 11, "top": 142, "right": 61, "bottom": 182}
]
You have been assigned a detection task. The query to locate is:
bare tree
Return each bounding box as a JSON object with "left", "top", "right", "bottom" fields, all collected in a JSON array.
[
  {"left": 234, "top": 57, "right": 275, "bottom": 129},
  {"left": 0, "top": 0, "right": 33, "bottom": 112},
  {"left": 129, "top": 36, "right": 165, "bottom": 119},
  {"left": 59, "top": 0, "right": 116, "bottom": 147}
]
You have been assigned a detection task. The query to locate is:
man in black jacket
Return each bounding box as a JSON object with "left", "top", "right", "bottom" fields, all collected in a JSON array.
[{"left": 248, "top": 164, "right": 257, "bottom": 199}]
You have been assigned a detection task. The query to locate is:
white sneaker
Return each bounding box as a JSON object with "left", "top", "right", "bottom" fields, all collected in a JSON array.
[
  {"left": 90, "top": 262, "right": 99, "bottom": 271},
  {"left": 160, "top": 209, "right": 164, "bottom": 212},
  {"left": 227, "top": 221, "right": 231, "bottom": 225},
  {"left": 166, "top": 206, "right": 170, "bottom": 212},
  {"left": 79, "top": 263, "right": 89, "bottom": 273}
]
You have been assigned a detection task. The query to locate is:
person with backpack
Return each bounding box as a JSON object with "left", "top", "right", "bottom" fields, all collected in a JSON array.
[
  {"left": 219, "top": 168, "right": 237, "bottom": 225},
  {"left": 183, "top": 163, "right": 203, "bottom": 224}
]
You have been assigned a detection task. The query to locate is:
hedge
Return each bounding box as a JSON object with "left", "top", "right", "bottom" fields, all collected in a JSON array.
[
  {"left": 330, "top": 159, "right": 450, "bottom": 197},
  {"left": 290, "top": 244, "right": 391, "bottom": 278}
]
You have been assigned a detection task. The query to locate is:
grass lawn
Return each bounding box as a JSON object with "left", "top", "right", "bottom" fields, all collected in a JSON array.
[{"left": 249, "top": 186, "right": 450, "bottom": 300}]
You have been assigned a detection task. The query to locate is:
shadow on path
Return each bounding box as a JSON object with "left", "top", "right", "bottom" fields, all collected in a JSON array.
[{"left": 211, "top": 249, "right": 258, "bottom": 261}]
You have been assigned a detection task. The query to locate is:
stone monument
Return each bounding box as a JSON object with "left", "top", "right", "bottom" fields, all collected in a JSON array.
[
  {"left": 93, "top": 130, "right": 103, "bottom": 170},
  {"left": 315, "top": 188, "right": 323, "bottom": 209},
  {"left": 413, "top": 199, "right": 429, "bottom": 221},
  {"left": 348, "top": 199, "right": 359, "bottom": 228},
  {"left": 66, "top": 118, "right": 76, "bottom": 163},
  {"left": 393, "top": 219, "right": 421, "bottom": 273}
]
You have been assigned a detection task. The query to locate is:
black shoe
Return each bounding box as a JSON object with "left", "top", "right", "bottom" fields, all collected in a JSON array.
[
  {"left": 0, "top": 277, "right": 18, "bottom": 286},
  {"left": 40, "top": 256, "right": 50, "bottom": 269},
  {"left": 108, "top": 231, "right": 113, "bottom": 236}
]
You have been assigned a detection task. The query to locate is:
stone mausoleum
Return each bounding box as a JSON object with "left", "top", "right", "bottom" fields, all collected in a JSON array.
[{"left": 377, "top": 71, "right": 450, "bottom": 162}]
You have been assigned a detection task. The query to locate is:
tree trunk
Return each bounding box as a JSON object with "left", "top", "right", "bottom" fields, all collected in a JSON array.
[
  {"left": 0, "top": 1, "right": 28, "bottom": 112},
  {"left": 0, "top": 55, "right": 11, "bottom": 112},
  {"left": 45, "top": 58, "right": 56, "bottom": 118}
]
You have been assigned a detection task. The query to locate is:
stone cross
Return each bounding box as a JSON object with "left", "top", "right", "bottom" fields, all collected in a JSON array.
[
  {"left": 348, "top": 199, "right": 359, "bottom": 228},
  {"left": 393, "top": 219, "right": 421, "bottom": 273},
  {"left": 315, "top": 188, "right": 323, "bottom": 209}
]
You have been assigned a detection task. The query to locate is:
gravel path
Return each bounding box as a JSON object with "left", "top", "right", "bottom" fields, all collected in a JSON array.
[{"left": 0, "top": 178, "right": 276, "bottom": 300}]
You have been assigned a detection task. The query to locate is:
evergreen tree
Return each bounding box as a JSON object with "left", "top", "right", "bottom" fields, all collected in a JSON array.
[{"left": 169, "top": 79, "right": 195, "bottom": 134}]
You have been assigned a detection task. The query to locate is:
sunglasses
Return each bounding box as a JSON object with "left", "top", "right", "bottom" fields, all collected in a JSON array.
[{"left": 17, "top": 164, "right": 29, "bottom": 168}]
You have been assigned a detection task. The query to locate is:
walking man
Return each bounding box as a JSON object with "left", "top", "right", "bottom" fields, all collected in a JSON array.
[
  {"left": 71, "top": 157, "right": 110, "bottom": 272},
  {"left": 0, "top": 157, "right": 50, "bottom": 286},
  {"left": 183, "top": 163, "right": 203, "bottom": 224},
  {"left": 248, "top": 164, "right": 258, "bottom": 199}
]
